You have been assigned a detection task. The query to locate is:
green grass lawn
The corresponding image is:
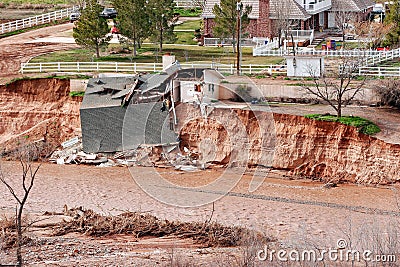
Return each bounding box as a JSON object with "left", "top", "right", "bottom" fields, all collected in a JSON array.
[
  {"left": 1, "top": 0, "right": 74, "bottom": 5},
  {"left": 174, "top": 8, "right": 202, "bottom": 17},
  {"left": 173, "top": 31, "right": 198, "bottom": 45},
  {"left": 31, "top": 44, "right": 284, "bottom": 65},
  {"left": 174, "top": 20, "right": 201, "bottom": 31},
  {"left": 304, "top": 114, "right": 381, "bottom": 135}
]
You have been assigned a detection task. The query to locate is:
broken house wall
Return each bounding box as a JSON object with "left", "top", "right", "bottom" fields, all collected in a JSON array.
[
  {"left": 81, "top": 102, "right": 178, "bottom": 153},
  {"left": 202, "top": 69, "right": 221, "bottom": 100}
]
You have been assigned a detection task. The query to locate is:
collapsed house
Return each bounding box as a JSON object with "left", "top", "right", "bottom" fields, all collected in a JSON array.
[{"left": 80, "top": 59, "right": 226, "bottom": 153}]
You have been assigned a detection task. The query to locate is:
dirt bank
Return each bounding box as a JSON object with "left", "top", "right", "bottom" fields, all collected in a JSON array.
[
  {"left": 0, "top": 78, "right": 81, "bottom": 152},
  {"left": 0, "top": 23, "right": 76, "bottom": 84},
  {"left": 177, "top": 105, "right": 400, "bottom": 185}
]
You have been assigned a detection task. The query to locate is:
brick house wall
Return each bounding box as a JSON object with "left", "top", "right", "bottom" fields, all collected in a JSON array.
[{"left": 203, "top": 0, "right": 273, "bottom": 38}]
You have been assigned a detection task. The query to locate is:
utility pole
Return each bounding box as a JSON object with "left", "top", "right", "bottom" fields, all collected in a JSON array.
[{"left": 236, "top": 1, "right": 241, "bottom": 75}]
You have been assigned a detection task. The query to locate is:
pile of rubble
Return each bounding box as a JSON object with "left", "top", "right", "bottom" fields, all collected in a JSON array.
[{"left": 49, "top": 137, "right": 209, "bottom": 172}]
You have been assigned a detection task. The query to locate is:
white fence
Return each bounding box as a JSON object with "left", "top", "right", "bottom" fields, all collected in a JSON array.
[
  {"left": 358, "top": 66, "right": 400, "bottom": 77},
  {"left": 174, "top": 0, "right": 201, "bottom": 7},
  {"left": 360, "top": 48, "right": 400, "bottom": 67},
  {"left": 0, "top": 6, "right": 79, "bottom": 35},
  {"left": 253, "top": 48, "right": 394, "bottom": 57},
  {"left": 20, "top": 61, "right": 287, "bottom": 75},
  {"left": 203, "top": 38, "right": 256, "bottom": 47}
]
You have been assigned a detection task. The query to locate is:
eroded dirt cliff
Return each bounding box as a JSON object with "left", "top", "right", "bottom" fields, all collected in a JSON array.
[
  {"left": 177, "top": 105, "right": 400, "bottom": 185},
  {"left": 0, "top": 78, "right": 81, "bottom": 152}
]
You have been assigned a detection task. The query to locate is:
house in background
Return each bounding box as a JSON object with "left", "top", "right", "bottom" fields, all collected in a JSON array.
[
  {"left": 202, "top": 0, "right": 374, "bottom": 39},
  {"left": 80, "top": 60, "right": 226, "bottom": 153}
]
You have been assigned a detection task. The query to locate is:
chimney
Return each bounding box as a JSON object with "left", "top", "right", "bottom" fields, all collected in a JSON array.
[{"left": 162, "top": 54, "right": 176, "bottom": 71}]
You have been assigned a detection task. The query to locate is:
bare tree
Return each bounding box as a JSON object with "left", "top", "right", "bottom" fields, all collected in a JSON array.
[
  {"left": 0, "top": 144, "right": 43, "bottom": 267},
  {"left": 333, "top": 2, "right": 354, "bottom": 48},
  {"left": 301, "top": 57, "right": 366, "bottom": 118},
  {"left": 354, "top": 21, "right": 393, "bottom": 49},
  {"left": 375, "top": 79, "right": 400, "bottom": 109},
  {"left": 270, "top": 0, "right": 301, "bottom": 52}
]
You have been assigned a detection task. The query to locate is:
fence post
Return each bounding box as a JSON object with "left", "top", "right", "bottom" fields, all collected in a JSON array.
[
  {"left": 77, "top": 62, "right": 80, "bottom": 72},
  {"left": 39, "top": 63, "right": 42, "bottom": 73},
  {"left": 134, "top": 62, "right": 136, "bottom": 72},
  {"left": 58, "top": 62, "right": 60, "bottom": 72},
  {"left": 249, "top": 64, "right": 252, "bottom": 74},
  {"left": 97, "top": 62, "right": 99, "bottom": 71},
  {"left": 230, "top": 64, "right": 233, "bottom": 74},
  {"left": 154, "top": 63, "right": 156, "bottom": 72},
  {"left": 115, "top": 62, "right": 118, "bottom": 72}
]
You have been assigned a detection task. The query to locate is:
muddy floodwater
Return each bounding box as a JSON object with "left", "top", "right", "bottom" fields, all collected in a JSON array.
[{"left": 1, "top": 162, "right": 398, "bottom": 248}]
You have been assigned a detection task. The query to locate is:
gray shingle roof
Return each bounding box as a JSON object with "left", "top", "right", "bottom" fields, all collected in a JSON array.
[
  {"left": 202, "top": 0, "right": 260, "bottom": 19},
  {"left": 331, "top": 0, "right": 375, "bottom": 12},
  {"left": 269, "top": 0, "right": 311, "bottom": 20},
  {"left": 202, "top": 0, "right": 310, "bottom": 20},
  {"left": 82, "top": 77, "right": 138, "bottom": 109}
]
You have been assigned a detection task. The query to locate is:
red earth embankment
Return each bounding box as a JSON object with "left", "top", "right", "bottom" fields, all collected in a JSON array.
[
  {"left": 177, "top": 105, "right": 400, "bottom": 185},
  {"left": 0, "top": 78, "right": 81, "bottom": 152}
]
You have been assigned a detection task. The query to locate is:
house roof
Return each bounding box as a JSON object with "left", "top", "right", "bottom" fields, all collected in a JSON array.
[
  {"left": 331, "top": 0, "right": 375, "bottom": 12},
  {"left": 139, "top": 73, "right": 170, "bottom": 93},
  {"left": 202, "top": 0, "right": 260, "bottom": 19},
  {"left": 202, "top": 0, "right": 310, "bottom": 20},
  {"left": 269, "top": 0, "right": 311, "bottom": 20},
  {"left": 81, "top": 67, "right": 220, "bottom": 110},
  {"left": 82, "top": 76, "right": 138, "bottom": 109}
]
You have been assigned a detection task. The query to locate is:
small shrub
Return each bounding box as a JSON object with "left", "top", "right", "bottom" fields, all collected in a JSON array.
[
  {"left": 375, "top": 79, "right": 400, "bottom": 109},
  {"left": 69, "top": 91, "right": 85, "bottom": 97}
]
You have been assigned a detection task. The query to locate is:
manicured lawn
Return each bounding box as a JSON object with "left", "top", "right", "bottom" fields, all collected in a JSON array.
[
  {"left": 31, "top": 44, "right": 284, "bottom": 65},
  {"left": 174, "top": 7, "right": 202, "bottom": 17},
  {"left": 174, "top": 19, "right": 201, "bottom": 31},
  {"left": 173, "top": 31, "right": 198, "bottom": 45},
  {"left": 304, "top": 114, "right": 381, "bottom": 135}
]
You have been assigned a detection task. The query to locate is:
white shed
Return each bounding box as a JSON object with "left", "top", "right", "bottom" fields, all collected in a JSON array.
[{"left": 285, "top": 56, "right": 325, "bottom": 77}]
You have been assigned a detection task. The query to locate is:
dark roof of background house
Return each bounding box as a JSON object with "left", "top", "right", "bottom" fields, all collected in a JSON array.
[
  {"left": 269, "top": 0, "right": 311, "bottom": 20},
  {"left": 202, "top": 0, "right": 259, "bottom": 19},
  {"left": 331, "top": 0, "right": 375, "bottom": 11}
]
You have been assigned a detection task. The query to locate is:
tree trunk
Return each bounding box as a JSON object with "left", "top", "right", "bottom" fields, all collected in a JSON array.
[
  {"left": 16, "top": 205, "right": 23, "bottom": 267},
  {"left": 133, "top": 26, "right": 137, "bottom": 57},
  {"left": 95, "top": 43, "right": 100, "bottom": 58},
  {"left": 337, "top": 102, "right": 342, "bottom": 118},
  {"left": 160, "top": 28, "right": 163, "bottom": 53}
]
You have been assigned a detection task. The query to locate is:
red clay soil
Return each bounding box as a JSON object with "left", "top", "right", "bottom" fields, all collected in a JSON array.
[
  {"left": 0, "top": 77, "right": 81, "bottom": 151},
  {"left": 0, "top": 23, "right": 76, "bottom": 84},
  {"left": 177, "top": 105, "right": 400, "bottom": 185}
]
